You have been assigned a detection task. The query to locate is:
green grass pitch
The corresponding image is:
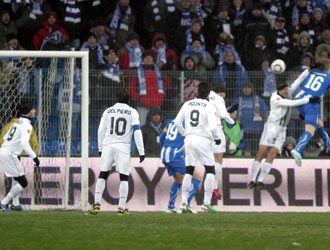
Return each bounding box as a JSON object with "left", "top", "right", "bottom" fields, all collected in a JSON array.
[{"left": 1, "top": 211, "right": 330, "bottom": 250}]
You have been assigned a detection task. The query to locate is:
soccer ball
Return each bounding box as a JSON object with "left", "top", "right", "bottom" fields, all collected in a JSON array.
[{"left": 271, "top": 59, "right": 286, "bottom": 74}]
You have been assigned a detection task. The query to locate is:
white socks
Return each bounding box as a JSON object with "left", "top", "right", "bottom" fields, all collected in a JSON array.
[
  {"left": 203, "top": 173, "right": 215, "bottom": 205},
  {"left": 214, "top": 162, "right": 222, "bottom": 189},
  {"left": 119, "top": 181, "right": 128, "bottom": 210},
  {"left": 181, "top": 174, "right": 193, "bottom": 205},
  {"left": 251, "top": 160, "right": 261, "bottom": 182},
  {"left": 94, "top": 178, "right": 106, "bottom": 204},
  {"left": 257, "top": 162, "right": 272, "bottom": 182},
  {"left": 11, "top": 179, "right": 20, "bottom": 206},
  {"left": 1, "top": 183, "right": 24, "bottom": 205}
]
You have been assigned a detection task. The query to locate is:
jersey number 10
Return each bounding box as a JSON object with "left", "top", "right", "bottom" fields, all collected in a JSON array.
[{"left": 110, "top": 117, "right": 127, "bottom": 136}]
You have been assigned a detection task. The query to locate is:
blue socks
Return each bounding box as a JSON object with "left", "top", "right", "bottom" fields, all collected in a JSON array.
[
  {"left": 317, "top": 127, "right": 330, "bottom": 149},
  {"left": 168, "top": 182, "right": 181, "bottom": 209},
  {"left": 188, "top": 178, "right": 200, "bottom": 206},
  {"left": 295, "top": 131, "right": 313, "bottom": 153}
]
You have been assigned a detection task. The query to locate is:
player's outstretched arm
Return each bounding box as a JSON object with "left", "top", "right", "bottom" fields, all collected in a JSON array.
[
  {"left": 218, "top": 97, "right": 235, "bottom": 125},
  {"left": 290, "top": 69, "right": 310, "bottom": 93},
  {"left": 275, "top": 97, "right": 310, "bottom": 107},
  {"left": 20, "top": 126, "right": 37, "bottom": 160}
]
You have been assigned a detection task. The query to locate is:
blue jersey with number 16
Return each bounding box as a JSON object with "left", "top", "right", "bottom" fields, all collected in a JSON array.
[
  {"left": 295, "top": 69, "right": 330, "bottom": 99},
  {"left": 295, "top": 69, "right": 330, "bottom": 127}
]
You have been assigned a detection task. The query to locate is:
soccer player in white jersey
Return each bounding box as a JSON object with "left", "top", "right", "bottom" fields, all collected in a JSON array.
[
  {"left": 90, "top": 90, "right": 145, "bottom": 215},
  {"left": 0, "top": 104, "right": 40, "bottom": 212},
  {"left": 175, "top": 82, "right": 221, "bottom": 213},
  {"left": 208, "top": 86, "right": 235, "bottom": 200},
  {"left": 248, "top": 69, "right": 320, "bottom": 189}
]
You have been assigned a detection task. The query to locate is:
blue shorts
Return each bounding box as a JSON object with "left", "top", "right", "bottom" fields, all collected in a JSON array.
[
  {"left": 298, "top": 103, "right": 320, "bottom": 127},
  {"left": 163, "top": 161, "right": 186, "bottom": 176}
]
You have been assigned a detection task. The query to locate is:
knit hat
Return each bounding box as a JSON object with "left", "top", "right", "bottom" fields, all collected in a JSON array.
[
  {"left": 284, "top": 136, "right": 297, "bottom": 147},
  {"left": 18, "top": 103, "right": 35, "bottom": 115},
  {"left": 6, "top": 33, "right": 18, "bottom": 42},
  {"left": 127, "top": 32, "right": 139, "bottom": 41},
  {"left": 227, "top": 104, "right": 239, "bottom": 113},
  {"left": 255, "top": 35, "right": 266, "bottom": 43},
  {"left": 0, "top": 10, "right": 10, "bottom": 17},
  {"left": 191, "top": 18, "right": 202, "bottom": 25}
]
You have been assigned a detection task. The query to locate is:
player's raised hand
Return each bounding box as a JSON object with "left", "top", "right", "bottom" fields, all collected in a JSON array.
[
  {"left": 33, "top": 157, "right": 40, "bottom": 167},
  {"left": 139, "top": 155, "right": 145, "bottom": 163}
]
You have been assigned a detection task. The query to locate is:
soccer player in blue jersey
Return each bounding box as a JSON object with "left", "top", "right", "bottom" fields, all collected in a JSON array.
[
  {"left": 160, "top": 119, "right": 201, "bottom": 213},
  {"left": 291, "top": 59, "right": 330, "bottom": 166}
]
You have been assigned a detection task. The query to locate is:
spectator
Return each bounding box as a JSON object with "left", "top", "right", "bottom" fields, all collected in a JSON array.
[
  {"left": 223, "top": 104, "right": 246, "bottom": 156},
  {"left": 292, "top": 13, "right": 316, "bottom": 46},
  {"left": 315, "top": 44, "right": 330, "bottom": 72},
  {"left": 291, "top": 0, "right": 312, "bottom": 26},
  {"left": 244, "top": 35, "right": 274, "bottom": 71},
  {"left": 311, "top": 7, "right": 327, "bottom": 39},
  {"left": 0, "top": 9, "right": 30, "bottom": 49},
  {"left": 185, "top": 18, "right": 206, "bottom": 51},
  {"left": 141, "top": 107, "right": 165, "bottom": 156},
  {"left": 80, "top": 32, "right": 105, "bottom": 69},
  {"left": 148, "top": 33, "right": 179, "bottom": 70},
  {"left": 229, "top": 0, "right": 247, "bottom": 29},
  {"left": 62, "top": 0, "right": 82, "bottom": 49},
  {"left": 118, "top": 32, "right": 145, "bottom": 70},
  {"left": 128, "top": 51, "right": 172, "bottom": 125},
  {"left": 90, "top": 22, "right": 111, "bottom": 51},
  {"left": 287, "top": 31, "right": 314, "bottom": 69},
  {"left": 301, "top": 52, "right": 314, "bottom": 70},
  {"left": 270, "top": 16, "right": 290, "bottom": 61},
  {"left": 182, "top": 56, "right": 203, "bottom": 102},
  {"left": 212, "top": 49, "right": 249, "bottom": 100},
  {"left": 314, "top": 27, "right": 330, "bottom": 47},
  {"left": 180, "top": 37, "right": 215, "bottom": 72},
  {"left": 143, "top": 0, "right": 176, "bottom": 37},
  {"left": 261, "top": 58, "right": 276, "bottom": 99},
  {"left": 281, "top": 136, "right": 297, "bottom": 157},
  {"left": 260, "top": 0, "right": 280, "bottom": 29},
  {"left": 214, "top": 35, "right": 241, "bottom": 66},
  {"left": 232, "top": 83, "right": 269, "bottom": 155},
  {"left": 108, "top": 0, "right": 135, "bottom": 50},
  {"left": 239, "top": 3, "right": 272, "bottom": 56},
  {"left": 32, "top": 11, "right": 69, "bottom": 50},
  {"left": 166, "top": 0, "right": 198, "bottom": 54}
]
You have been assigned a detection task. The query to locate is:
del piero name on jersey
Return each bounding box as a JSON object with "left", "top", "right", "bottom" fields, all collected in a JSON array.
[{"left": 108, "top": 108, "right": 131, "bottom": 115}]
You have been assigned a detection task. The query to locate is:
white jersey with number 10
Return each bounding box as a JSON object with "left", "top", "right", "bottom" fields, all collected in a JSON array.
[{"left": 98, "top": 103, "right": 142, "bottom": 154}]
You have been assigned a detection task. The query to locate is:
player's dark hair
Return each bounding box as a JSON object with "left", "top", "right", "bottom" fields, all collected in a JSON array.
[
  {"left": 277, "top": 82, "right": 289, "bottom": 91},
  {"left": 116, "top": 89, "right": 130, "bottom": 104},
  {"left": 313, "top": 58, "right": 330, "bottom": 71},
  {"left": 198, "top": 82, "right": 211, "bottom": 99},
  {"left": 17, "top": 103, "right": 35, "bottom": 116}
]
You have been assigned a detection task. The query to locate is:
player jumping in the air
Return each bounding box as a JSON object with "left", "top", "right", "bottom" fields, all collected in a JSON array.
[
  {"left": 291, "top": 59, "right": 330, "bottom": 166},
  {"left": 90, "top": 90, "right": 145, "bottom": 215},
  {"left": 249, "top": 69, "right": 320, "bottom": 188}
]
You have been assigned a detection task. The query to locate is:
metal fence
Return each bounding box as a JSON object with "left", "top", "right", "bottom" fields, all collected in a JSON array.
[{"left": 1, "top": 66, "right": 329, "bottom": 157}]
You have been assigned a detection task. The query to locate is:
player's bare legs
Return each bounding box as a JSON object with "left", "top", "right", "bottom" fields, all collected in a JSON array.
[
  {"left": 213, "top": 153, "right": 223, "bottom": 200},
  {"left": 249, "top": 145, "right": 268, "bottom": 188}
]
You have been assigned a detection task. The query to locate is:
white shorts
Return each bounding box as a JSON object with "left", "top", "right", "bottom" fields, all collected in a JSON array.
[
  {"left": 212, "top": 129, "right": 226, "bottom": 153},
  {"left": 100, "top": 146, "right": 131, "bottom": 175},
  {"left": 259, "top": 123, "right": 286, "bottom": 151},
  {"left": 0, "top": 147, "right": 24, "bottom": 177},
  {"left": 185, "top": 135, "right": 215, "bottom": 166}
]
